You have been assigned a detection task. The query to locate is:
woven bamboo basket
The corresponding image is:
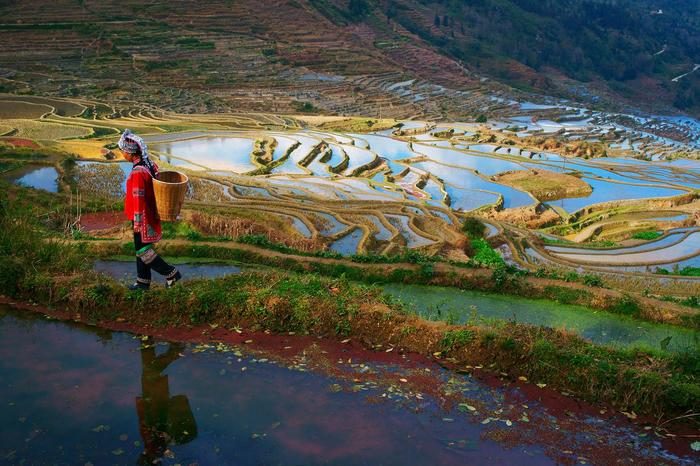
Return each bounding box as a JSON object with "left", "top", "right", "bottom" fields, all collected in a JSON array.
[{"left": 153, "top": 171, "right": 188, "bottom": 222}]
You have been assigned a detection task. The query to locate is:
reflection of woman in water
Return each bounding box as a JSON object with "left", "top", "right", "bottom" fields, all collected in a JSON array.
[{"left": 136, "top": 338, "right": 197, "bottom": 464}]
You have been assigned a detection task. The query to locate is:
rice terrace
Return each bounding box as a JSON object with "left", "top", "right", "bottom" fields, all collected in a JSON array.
[{"left": 1, "top": 0, "right": 700, "bottom": 464}]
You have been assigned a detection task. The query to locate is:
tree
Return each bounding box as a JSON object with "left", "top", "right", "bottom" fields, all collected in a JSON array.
[{"left": 348, "top": 0, "right": 369, "bottom": 19}]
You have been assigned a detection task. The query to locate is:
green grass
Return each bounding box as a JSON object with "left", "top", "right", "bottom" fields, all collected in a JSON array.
[
  {"left": 2, "top": 181, "right": 699, "bottom": 423},
  {"left": 632, "top": 231, "right": 662, "bottom": 241}
]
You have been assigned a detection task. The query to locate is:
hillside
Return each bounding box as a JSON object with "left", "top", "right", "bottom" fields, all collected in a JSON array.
[
  {"left": 0, "top": 0, "right": 697, "bottom": 117},
  {"left": 376, "top": 0, "right": 700, "bottom": 114}
]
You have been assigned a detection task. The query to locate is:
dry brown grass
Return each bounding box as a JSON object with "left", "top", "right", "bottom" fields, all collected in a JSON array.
[{"left": 190, "top": 211, "right": 325, "bottom": 252}]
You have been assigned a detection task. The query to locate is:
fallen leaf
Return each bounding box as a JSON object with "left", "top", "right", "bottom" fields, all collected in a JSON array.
[{"left": 536, "top": 383, "right": 547, "bottom": 388}]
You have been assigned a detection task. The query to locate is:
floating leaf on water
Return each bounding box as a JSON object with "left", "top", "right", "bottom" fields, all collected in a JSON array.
[
  {"left": 241, "top": 367, "right": 247, "bottom": 371},
  {"left": 505, "top": 420, "right": 513, "bottom": 427},
  {"left": 111, "top": 449, "right": 124, "bottom": 456},
  {"left": 458, "top": 403, "right": 477, "bottom": 412},
  {"left": 90, "top": 425, "right": 109, "bottom": 432},
  {"left": 330, "top": 384, "right": 342, "bottom": 393},
  {"left": 442, "top": 418, "right": 454, "bottom": 422},
  {"left": 691, "top": 441, "right": 700, "bottom": 451},
  {"left": 536, "top": 383, "right": 547, "bottom": 388},
  {"left": 481, "top": 418, "right": 491, "bottom": 425},
  {"left": 118, "top": 434, "right": 128, "bottom": 441}
]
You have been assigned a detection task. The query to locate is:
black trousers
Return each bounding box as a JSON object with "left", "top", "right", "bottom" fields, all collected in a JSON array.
[{"left": 134, "top": 232, "right": 177, "bottom": 285}]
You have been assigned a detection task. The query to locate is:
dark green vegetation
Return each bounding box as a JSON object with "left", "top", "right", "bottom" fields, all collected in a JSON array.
[
  {"left": 462, "top": 216, "right": 486, "bottom": 238},
  {"left": 382, "top": 0, "right": 700, "bottom": 113},
  {"left": 1, "top": 182, "right": 699, "bottom": 425},
  {"left": 632, "top": 231, "right": 663, "bottom": 240}
]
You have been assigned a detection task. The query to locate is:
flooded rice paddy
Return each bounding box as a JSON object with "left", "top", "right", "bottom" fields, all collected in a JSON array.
[
  {"left": 10, "top": 120, "right": 700, "bottom": 271},
  {"left": 382, "top": 284, "right": 699, "bottom": 354},
  {"left": 1, "top": 305, "right": 695, "bottom": 465},
  {"left": 9, "top": 164, "right": 58, "bottom": 192}
]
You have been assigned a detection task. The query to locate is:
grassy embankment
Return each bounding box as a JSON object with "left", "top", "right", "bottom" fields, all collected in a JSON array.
[
  {"left": 1, "top": 182, "right": 699, "bottom": 426},
  {"left": 492, "top": 169, "right": 592, "bottom": 202}
]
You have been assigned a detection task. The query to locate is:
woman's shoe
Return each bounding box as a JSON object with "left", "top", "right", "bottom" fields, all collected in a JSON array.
[
  {"left": 128, "top": 281, "right": 150, "bottom": 291},
  {"left": 166, "top": 270, "right": 182, "bottom": 288}
]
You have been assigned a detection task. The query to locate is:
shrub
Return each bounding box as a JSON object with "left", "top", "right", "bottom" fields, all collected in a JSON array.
[
  {"left": 471, "top": 238, "right": 504, "bottom": 267},
  {"left": 611, "top": 294, "right": 641, "bottom": 316},
  {"left": 462, "top": 217, "right": 486, "bottom": 238},
  {"left": 583, "top": 274, "right": 604, "bottom": 287}
]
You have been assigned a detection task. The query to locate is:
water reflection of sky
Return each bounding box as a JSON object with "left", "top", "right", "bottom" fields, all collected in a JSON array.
[{"left": 152, "top": 137, "right": 257, "bottom": 173}]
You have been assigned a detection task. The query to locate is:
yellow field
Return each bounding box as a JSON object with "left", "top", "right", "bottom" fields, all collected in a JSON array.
[
  {"left": 3, "top": 119, "right": 92, "bottom": 140},
  {"left": 55, "top": 140, "right": 109, "bottom": 159},
  {"left": 0, "top": 101, "right": 53, "bottom": 119}
]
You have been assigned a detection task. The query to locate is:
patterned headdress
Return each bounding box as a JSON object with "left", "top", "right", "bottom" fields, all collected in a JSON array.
[{"left": 118, "top": 129, "right": 156, "bottom": 177}]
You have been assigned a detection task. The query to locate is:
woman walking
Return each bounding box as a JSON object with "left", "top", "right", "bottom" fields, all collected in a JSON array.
[{"left": 119, "top": 129, "right": 181, "bottom": 290}]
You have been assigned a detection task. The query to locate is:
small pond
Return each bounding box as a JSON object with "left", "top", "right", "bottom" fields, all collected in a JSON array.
[{"left": 0, "top": 305, "right": 693, "bottom": 464}]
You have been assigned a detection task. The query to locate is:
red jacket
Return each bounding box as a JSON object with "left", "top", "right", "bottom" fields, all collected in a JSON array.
[{"left": 125, "top": 163, "right": 162, "bottom": 243}]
